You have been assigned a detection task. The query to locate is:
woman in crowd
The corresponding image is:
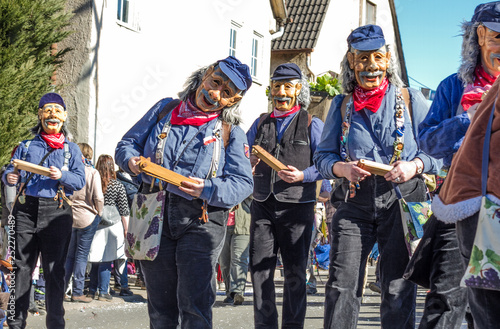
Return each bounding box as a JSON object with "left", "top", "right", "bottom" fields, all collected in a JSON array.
[
  {"left": 64, "top": 143, "right": 104, "bottom": 303},
  {"left": 87, "top": 155, "right": 130, "bottom": 301}
]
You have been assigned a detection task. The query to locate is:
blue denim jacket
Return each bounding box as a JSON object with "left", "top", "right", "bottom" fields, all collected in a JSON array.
[
  {"left": 115, "top": 98, "right": 253, "bottom": 209},
  {"left": 418, "top": 73, "right": 469, "bottom": 168},
  {"left": 246, "top": 111, "right": 324, "bottom": 183},
  {"left": 314, "top": 84, "right": 440, "bottom": 179},
  {"left": 2, "top": 136, "right": 86, "bottom": 198}
]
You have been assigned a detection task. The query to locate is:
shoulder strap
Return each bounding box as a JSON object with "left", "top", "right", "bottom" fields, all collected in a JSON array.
[
  {"left": 157, "top": 99, "right": 181, "bottom": 123},
  {"left": 257, "top": 112, "right": 269, "bottom": 129},
  {"left": 21, "top": 140, "right": 32, "bottom": 161},
  {"left": 401, "top": 88, "right": 412, "bottom": 123},
  {"left": 340, "top": 94, "right": 351, "bottom": 121}
]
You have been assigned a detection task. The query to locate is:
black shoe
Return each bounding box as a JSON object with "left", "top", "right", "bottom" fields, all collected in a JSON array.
[
  {"left": 98, "top": 293, "right": 113, "bottom": 301},
  {"left": 222, "top": 296, "right": 234, "bottom": 304},
  {"left": 306, "top": 287, "right": 318, "bottom": 295},
  {"left": 119, "top": 288, "right": 133, "bottom": 296},
  {"left": 368, "top": 282, "right": 381, "bottom": 294}
]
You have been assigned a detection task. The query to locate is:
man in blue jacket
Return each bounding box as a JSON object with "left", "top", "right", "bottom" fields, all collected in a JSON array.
[
  {"left": 2, "top": 93, "right": 85, "bottom": 329},
  {"left": 115, "top": 56, "right": 253, "bottom": 329},
  {"left": 246, "top": 63, "right": 324, "bottom": 329},
  {"left": 417, "top": 2, "right": 500, "bottom": 328},
  {"left": 314, "top": 25, "right": 439, "bottom": 329}
]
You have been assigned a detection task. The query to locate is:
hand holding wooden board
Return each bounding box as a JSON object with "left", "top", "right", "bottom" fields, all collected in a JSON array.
[
  {"left": 356, "top": 159, "right": 393, "bottom": 176},
  {"left": 13, "top": 159, "right": 51, "bottom": 177},
  {"left": 251, "top": 145, "right": 288, "bottom": 172},
  {"left": 136, "top": 156, "right": 197, "bottom": 187}
]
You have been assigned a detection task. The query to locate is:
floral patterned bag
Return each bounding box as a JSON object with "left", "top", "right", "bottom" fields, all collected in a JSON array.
[
  {"left": 125, "top": 190, "right": 166, "bottom": 261},
  {"left": 399, "top": 199, "right": 433, "bottom": 258},
  {"left": 461, "top": 100, "right": 500, "bottom": 291},
  {"left": 461, "top": 196, "right": 500, "bottom": 290}
]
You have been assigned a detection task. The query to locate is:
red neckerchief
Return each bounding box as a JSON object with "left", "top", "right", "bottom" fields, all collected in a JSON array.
[
  {"left": 270, "top": 105, "right": 301, "bottom": 118},
  {"left": 170, "top": 99, "right": 220, "bottom": 126},
  {"left": 40, "top": 132, "right": 65, "bottom": 149},
  {"left": 353, "top": 77, "right": 389, "bottom": 113},
  {"left": 461, "top": 65, "right": 498, "bottom": 111}
]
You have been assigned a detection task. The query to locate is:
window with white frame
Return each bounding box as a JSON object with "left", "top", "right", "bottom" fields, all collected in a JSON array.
[
  {"left": 229, "top": 22, "right": 241, "bottom": 57},
  {"left": 117, "top": 0, "right": 140, "bottom": 32},
  {"left": 251, "top": 32, "right": 263, "bottom": 78},
  {"left": 365, "top": 1, "right": 376, "bottom": 25}
]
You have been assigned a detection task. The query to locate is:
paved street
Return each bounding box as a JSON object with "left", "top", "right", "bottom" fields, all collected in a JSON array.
[{"left": 25, "top": 265, "right": 467, "bottom": 329}]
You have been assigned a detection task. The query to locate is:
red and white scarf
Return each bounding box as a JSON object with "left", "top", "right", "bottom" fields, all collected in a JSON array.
[
  {"left": 170, "top": 99, "right": 220, "bottom": 126},
  {"left": 353, "top": 77, "right": 389, "bottom": 113},
  {"left": 461, "top": 65, "right": 497, "bottom": 112},
  {"left": 270, "top": 105, "right": 301, "bottom": 118},
  {"left": 40, "top": 132, "right": 65, "bottom": 149}
]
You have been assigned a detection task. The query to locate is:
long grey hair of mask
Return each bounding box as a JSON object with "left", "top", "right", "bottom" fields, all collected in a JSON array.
[{"left": 177, "top": 64, "right": 246, "bottom": 125}]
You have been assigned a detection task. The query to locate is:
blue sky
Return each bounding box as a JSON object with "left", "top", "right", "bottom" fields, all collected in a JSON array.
[{"left": 395, "top": 0, "right": 486, "bottom": 91}]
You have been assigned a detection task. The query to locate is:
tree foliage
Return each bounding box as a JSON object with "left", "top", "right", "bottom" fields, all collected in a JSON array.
[{"left": 0, "top": 0, "right": 72, "bottom": 165}]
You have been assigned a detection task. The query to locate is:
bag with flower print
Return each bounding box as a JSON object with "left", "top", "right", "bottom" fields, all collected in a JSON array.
[
  {"left": 461, "top": 99, "right": 500, "bottom": 291},
  {"left": 125, "top": 190, "right": 166, "bottom": 261}
]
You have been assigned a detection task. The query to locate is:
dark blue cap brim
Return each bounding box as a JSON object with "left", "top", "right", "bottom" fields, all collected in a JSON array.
[
  {"left": 484, "top": 21, "right": 500, "bottom": 32},
  {"left": 219, "top": 61, "right": 246, "bottom": 91},
  {"left": 350, "top": 37, "right": 386, "bottom": 51},
  {"left": 271, "top": 75, "right": 301, "bottom": 81}
]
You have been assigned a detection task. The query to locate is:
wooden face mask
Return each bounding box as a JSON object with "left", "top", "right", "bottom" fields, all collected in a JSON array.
[
  {"left": 194, "top": 66, "right": 243, "bottom": 112},
  {"left": 38, "top": 103, "right": 67, "bottom": 134},
  {"left": 270, "top": 79, "right": 302, "bottom": 111},
  {"left": 348, "top": 47, "right": 391, "bottom": 90}
]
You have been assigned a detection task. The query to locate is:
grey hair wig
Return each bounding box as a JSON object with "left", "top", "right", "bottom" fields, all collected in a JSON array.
[
  {"left": 177, "top": 63, "right": 245, "bottom": 125},
  {"left": 458, "top": 21, "right": 481, "bottom": 85},
  {"left": 268, "top": 77, "right": 311, "bottom": 111},
  {"left": 340, "top": 45, "right": 404, "bottom": 94}
]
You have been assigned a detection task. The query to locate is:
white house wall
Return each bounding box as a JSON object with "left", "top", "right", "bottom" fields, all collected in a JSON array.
[
  {"left": 88, "top": 0, "right": 273, "bottom": 159},
  {"left": 309, "top": 0, "right": 400, "bottom": 79}
]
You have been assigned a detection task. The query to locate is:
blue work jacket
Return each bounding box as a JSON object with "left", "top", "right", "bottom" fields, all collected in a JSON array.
[
  {"left": 2, "top": 136, "right": 86, "bottom": 198},
  {"left": 418, "top": 73, "right": 469, "bottom": 168},
  {"left": 115, "top": 98, "right": 253, "bottom": 209},
  {"left": 314, "top": 84, "right": 440, "bottom": 179}
]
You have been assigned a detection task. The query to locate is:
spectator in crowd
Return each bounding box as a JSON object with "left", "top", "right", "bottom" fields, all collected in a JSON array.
[
  {"left": 306, "top": 179, "right": 332, "bottom": 295},
  {"left": 219, "top": 195, "right": 252, "bottom": 305},
  {"left": 313, "top": 25, "right": 439, "bottom": 329},
  {"left": 87, "top": 155, "right": 130, "bottom": 301},
  {"left": 64, "top": 142, "right": 104, "bottom": 303}
]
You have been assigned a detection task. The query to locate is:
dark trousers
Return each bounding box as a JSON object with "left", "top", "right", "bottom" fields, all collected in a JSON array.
[
  {"left": 418, "top": 218, "right": 468, "bottom": 329},
  {"left": 324, "top": 176, "right": 426, "bottom": 329},
  {"left": 457, "top": 210, "right": 500, "bottom": 329},
  {"left": 7, "top": 196, "right": 72, "bottom": 329},
  {"left": 249, "top": 195, "right": 314, "bottom": 329},
  {"left": 140, "top": 193, "right": 228, "bottom": 329}
]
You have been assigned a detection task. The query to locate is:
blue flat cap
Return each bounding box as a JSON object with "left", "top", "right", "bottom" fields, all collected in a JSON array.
[
  {"left": 218, "top": 56, "right": 252, "bottom": 92},
  {"left": 271, "top": 63, "right": 302, "bottom": 81},
  {"left": 472, "top": 1, "right": 500, "bottom": 32},
  {"left": 39, "top": 92, "right": 66, "bottom": 110},
  {"left": 347, "top": 24, "right": 386, "bottom": 51}
]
